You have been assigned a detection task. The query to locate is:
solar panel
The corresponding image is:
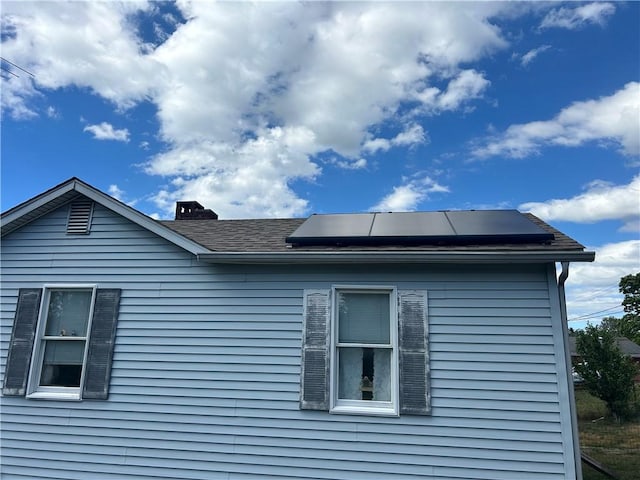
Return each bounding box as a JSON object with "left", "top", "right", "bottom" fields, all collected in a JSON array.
[
  {"left": 286, "top": 213, "right": 374, "bottom": 240},
  {"left": 285, "top": 210, "right": 554, "bottom": 246},
  {"left": 446, "top": 210, "right": 552, "bottom": 239},
  {"left": 370, "top": 212, "right": 455, "bottom": 237}
]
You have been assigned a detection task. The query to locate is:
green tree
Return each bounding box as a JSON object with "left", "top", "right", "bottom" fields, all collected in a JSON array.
[
  {"left": 619, "top": 273, "right": 640, "bottom": 343},
  {"left": 600, "top": 273, "right": 640, "bottom": 344},
  {"left": 575, "top": 324, "right": 637, "bottom": 421}
]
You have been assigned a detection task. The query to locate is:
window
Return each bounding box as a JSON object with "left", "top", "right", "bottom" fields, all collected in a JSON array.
[
  {"left": 300, "top": 287, "right": 430, "bottom": 416},
  {"left": 28, "top": 286, "right": 96, "bottom": 399},
  {"left": 332, "top": 288, "right": 397, "bottom": 415},
  {"left": 3, "top": 287, "right": 121, "bottom": 401}
]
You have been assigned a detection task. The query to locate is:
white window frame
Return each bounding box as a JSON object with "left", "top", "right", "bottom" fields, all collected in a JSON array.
[
  {"left": 329, "top": 285, "right": 399, "bottom": 416},
  {"left": 26, "top": 284, "right": 97, "bottom": 401}
]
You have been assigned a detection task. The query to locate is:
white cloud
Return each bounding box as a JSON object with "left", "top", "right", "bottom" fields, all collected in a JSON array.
[
  {"left": 564, "top": 240, "right": 640, "bottom": 325},
  {"left": 364, "top": 124, "right": 427, "bottom": 154},
  {"left": 374, "top": 185, "right": 425, "bottom": 212},
  {"left": 371, "top": 176, "right": 449, "bottom": 212},
  {"left": 540, "top": 2, "right": 616, "bottom": 30},
  {"left": 106, "top": 183, "right": 139, "bottom": 207},
  {"left": 473, "top": 82, "right": 640, "bottom": 159},
  {"left": 1, "top": 1, "right": 158, "bottom": 115},
  {"left": 435, "top": 69, "right": 491, "bottom": 112},
  {"left": 362, "top": 138, "right": 392, "bottom": 155},
  {"left": 411, "top": 69, "right": 491, "bottom": 115},
  {"left": 108, "top": 184, "right": 125, "bottom": 201},
  {"left": 568, "top": 241, "right": 639, "bottom": 288},
  {"left": 147, "top": 2, "right": 508, "bottom": 216},
  {"left": 269, "top": 4, "right": 505, "bottom": 156},
  {"left": 1, "top": 2, "right": 519, "bottom": 217},
  {"left": 1, "top": 74, "right": 40, "bottom": 119},
  {"left": 393, "top": 124, "right": 427, "bottom": 147},
  {"left": 147, "top": 126, "right": 320, "bottom": 218},
  {"left": 83, "top": 122, "right": 130, "bottom": 142},
  {"left": 45, "top": 106, "right": 59, "bottom": 119},
  {"left": 519, "top": 45, "right": 551, "bottom": 67},
  {"left": 328, "top": 157, "right": 368, "bottom": 170},
  {"left": 519, "top": 174, "right": 640, "bottom": 232}
]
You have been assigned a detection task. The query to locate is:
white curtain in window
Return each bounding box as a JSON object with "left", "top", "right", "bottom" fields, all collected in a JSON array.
[
  {"left": 373, "top": 348, "right": 391, "bottom": 401},
  {"left": 338, "top": 348, "right": 362, "bottom": 400}
]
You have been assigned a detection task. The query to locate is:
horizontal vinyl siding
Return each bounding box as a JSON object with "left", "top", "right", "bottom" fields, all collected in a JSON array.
[{"left": 1, "top": 202, "right": 570, "bottom": 480}]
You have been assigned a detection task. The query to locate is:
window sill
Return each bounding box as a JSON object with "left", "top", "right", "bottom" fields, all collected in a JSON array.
[
  {"left": 26, "top": 391, "right": 81, "bottom": 401},
  {"left": 330, "top": 404, "right": 399, "bottom": 417}
]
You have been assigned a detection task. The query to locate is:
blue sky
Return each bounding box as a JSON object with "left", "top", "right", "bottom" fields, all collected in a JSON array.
[{"left": 1, "top": 1, "right": 639, "bottom": 327}]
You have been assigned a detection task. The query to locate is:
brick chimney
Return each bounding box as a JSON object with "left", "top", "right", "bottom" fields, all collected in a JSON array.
[{"left": 175, "top": 201, "right": 218, "bottom": 220}]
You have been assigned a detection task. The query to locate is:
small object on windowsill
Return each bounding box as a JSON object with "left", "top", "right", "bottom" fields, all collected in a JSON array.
[
  {"left": 360, "top": 376, "right": 373, "bottom": 392},
  {"left": 60, "top": 329, "right": 67, "bottom": 336},
  {"left": 360, "top": 376, "right": 373, "bottom": 401}
]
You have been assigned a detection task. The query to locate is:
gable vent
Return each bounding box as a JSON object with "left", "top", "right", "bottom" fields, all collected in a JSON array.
[{"left": 67, "top": 201, "right": 94, "bottom": 234}]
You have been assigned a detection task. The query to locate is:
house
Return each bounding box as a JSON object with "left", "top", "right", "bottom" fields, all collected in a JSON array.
[
  {"left": 569, "top": 334, "right": 640, "bottom": 363},
  {"left": 569, "top": 334, "right": 640, "bottom": 383},
  {"left": 1, "top": 178, "right": 595, "bottom": 480}
]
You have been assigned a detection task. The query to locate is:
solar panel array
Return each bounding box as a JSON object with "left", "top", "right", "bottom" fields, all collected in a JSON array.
[{"left": 286, "top": 210, "right": 554, "bottom": 246}]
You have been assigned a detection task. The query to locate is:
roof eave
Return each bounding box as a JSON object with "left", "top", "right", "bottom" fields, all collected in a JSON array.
[
  {"left": 196, "top": 250, "right": 596, "bottom": 264},
  {"left": 1, "top": 180, "right": 77, "bottom": 228}
]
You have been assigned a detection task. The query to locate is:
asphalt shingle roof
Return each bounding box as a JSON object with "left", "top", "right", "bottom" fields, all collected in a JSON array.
[
  {"left": 160, "top": 212, "right": 587, "bottom": 253},
  {"left": 569, "top": 335, "right": 640, "bottom": 359}
]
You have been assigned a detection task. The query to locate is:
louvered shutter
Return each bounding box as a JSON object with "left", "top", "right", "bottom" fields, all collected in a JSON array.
[
  {"left": 398, "top": 290, "right": 430, "bottom": 415},
  {"left": 82, "top": 289, "right": 121, "bottom": 399},
  {"left": 3, "top": 289, "right": 42, "bottom": 396},
  {"left": 300, "top": 290, "right": 330, "bottom": 410}
]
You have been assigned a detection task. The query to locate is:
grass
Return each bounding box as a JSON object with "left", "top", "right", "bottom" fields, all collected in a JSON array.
[
  {"left": 575, "top": 387, "right": 640, "bottom": 480},
  {"left": 575, "top": 388, "right": 608, "bottom": 421}
]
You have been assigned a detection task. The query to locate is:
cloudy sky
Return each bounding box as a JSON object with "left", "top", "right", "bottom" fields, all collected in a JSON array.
[{"left": 1, "top": 1, "right": 638, "bottom": 327}]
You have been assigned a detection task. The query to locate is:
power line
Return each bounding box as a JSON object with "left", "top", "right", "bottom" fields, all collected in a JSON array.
[
  {"left": 569, "top": 284, "right": 620, "bottom": 301},
  {"left": 568, "top": 310, "right": 625, "bottom": 323},
  {"left": 1, "top": 65, "right": 19, "bottom": 78},
  {"left": 0, "top": 57, "right": 34, "bottom": 77},
  {"left": 0, "top": 57, "right": 35, "bottom": 79},
  {"left": 568, "top": 304, "right": 624, "bottom": 322},
  {"left": 569, "top": 314, "right": 625, "bottom": 323}
]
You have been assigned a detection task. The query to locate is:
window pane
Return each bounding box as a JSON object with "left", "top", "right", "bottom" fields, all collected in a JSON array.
[
  {"left": 39, "top": 340, "right": 86, "bottom": 387},
  {"left": 338, "top": 347, "right": 391, "bottom": 401},
  {"left": 338, "top": 292, "right": 390, "bottom": 344},
  {"left": 45, "top": 290, "right": 92, "bottom": 337}
]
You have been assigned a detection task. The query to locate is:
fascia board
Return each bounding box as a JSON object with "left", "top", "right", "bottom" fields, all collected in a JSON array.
[
  {"left": 1, "top": 182, "right": 76, "bottom": 228},
  {"left": 197, "top": 250, "right": 596, "bottom": 264}
]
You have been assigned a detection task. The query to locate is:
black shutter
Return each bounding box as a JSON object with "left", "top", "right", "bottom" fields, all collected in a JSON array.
[
  {"left": 398, "top": 290, "right": 430, "bottom": 415},
  {"left": 82, "top": 289, "right": 121, "bottom": 400},
  {"left": 300, "top": 290, "right": 330, "bottom": 410},
  {"left": 3, "top": 289, "right": 42, "bottom": 396}
]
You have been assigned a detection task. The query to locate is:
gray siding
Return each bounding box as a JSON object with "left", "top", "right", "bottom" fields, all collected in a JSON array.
[{"left": 1, "top": 202, "right": 575, "bottom": 479}]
